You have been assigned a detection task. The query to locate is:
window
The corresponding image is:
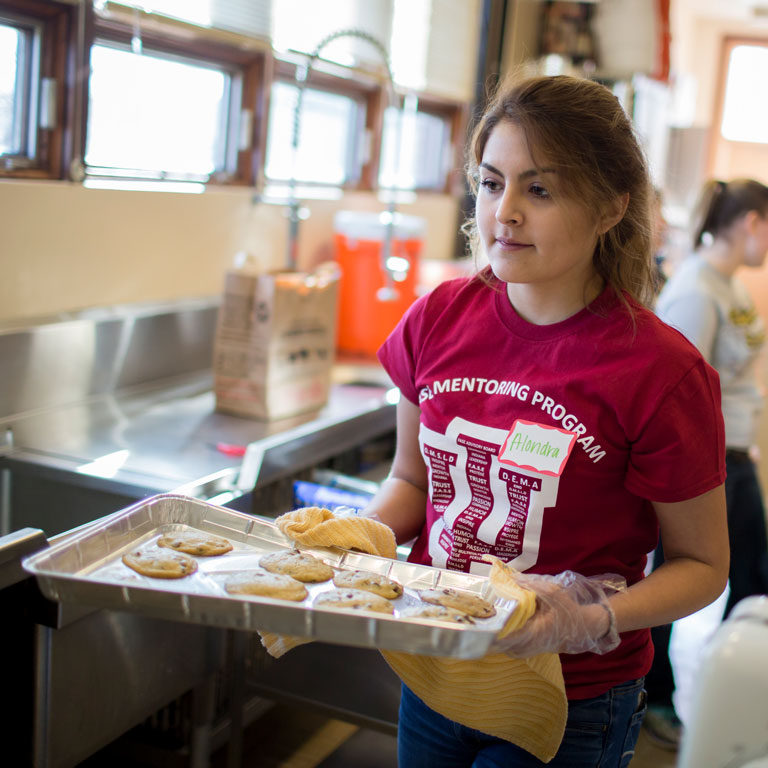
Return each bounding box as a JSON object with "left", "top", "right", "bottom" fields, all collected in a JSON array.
[
  {"left": 0, "top": 0, "right": 72, "bottom": 178},
  {"left": 1, "top": 19, "right": 28, "bottom": 157},
  {"left": 720, "top": 43, "right": 768, "bottom": 144},
  {"left": 264, "top": 62, "right": 463, "bottom": 195},
  {"left": 265, "top": 80, "right": 366, "bottom": 187},
  {"left": 269, "top": 0, "right": 474, "bottom": 195},
  {"left": 0, "top": 0, "right": 474, "bottom": 193},
  {"left": 85, "top": 3, "right": 268, "bottom": 186},
  {"left": 86, "top": 42, "right": 234, "bottom": 182},
  {"left": 379, "top": 100, "right": 453, "bottom": 191}
]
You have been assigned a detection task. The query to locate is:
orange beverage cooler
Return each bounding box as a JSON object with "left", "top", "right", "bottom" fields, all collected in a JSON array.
[{"left": 333, "top": 210, "right": 425, "bottom": 358}]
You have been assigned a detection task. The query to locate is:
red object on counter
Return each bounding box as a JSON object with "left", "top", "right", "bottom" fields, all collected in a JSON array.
[{"left": 215, "top": 442, "right": 247, "bottom": 457}]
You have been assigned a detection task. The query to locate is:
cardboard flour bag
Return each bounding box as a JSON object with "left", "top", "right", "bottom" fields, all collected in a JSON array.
[{"left": 213, "top": 262, "right": 339, "bottom": 420}]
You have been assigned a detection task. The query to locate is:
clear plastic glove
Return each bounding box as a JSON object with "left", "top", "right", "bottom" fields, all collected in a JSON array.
[
  {"left": 332, "top": 505, "right": 363, "bottom": 518},
  {"left": 490, "top": 571, "right": 625, "bottom": 658},
  {"left": 349, "top": 506, "right": 385, "bottom": 525},
  {"left": 334, "top": 506, "right": 388, "bottom": 527}
]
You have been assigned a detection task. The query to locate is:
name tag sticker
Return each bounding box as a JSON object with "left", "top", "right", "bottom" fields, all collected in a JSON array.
[{"left": 498, "top": 419, "right": 577, "bottom": 477}]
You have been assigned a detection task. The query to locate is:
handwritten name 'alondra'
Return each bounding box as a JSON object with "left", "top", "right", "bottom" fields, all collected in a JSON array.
[{"left": 506, "top": 433, "right": 560, "bottom": 458}]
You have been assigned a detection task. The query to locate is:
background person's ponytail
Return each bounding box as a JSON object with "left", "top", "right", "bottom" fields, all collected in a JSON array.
[{"left": 691, "top": 179, "right": 768, "bottom": 249}]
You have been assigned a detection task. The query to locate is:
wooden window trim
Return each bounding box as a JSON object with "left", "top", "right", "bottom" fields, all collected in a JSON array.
[
  {"left": 91, "top": 16, "right": 268, "bottom": 187},
  {"left": 0, "top": 0, "right": 76, "bottom": 180},
  {"left": 272, "top": 57, "right": 383, "bottom": 192},
  {"left": 446, "top": 101, "right": 470, "bottom": 197},
  {"left": 0, "top": 4, "right": 470, "bottom": 195},
  {"left": 387, "top": 93, "right": 469, "bottom": 196},
  {"left": 272, "top": 57, "right": 466, "bottom": 195}
]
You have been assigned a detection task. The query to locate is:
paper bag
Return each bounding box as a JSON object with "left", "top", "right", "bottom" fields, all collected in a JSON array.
[{"left": 213, "top": 264, "right": 339, "bottom": 420}]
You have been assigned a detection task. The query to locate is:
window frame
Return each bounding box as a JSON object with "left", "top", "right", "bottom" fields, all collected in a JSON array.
[
  {"left": 269, "top": 57, "right": 385, "bottom": 192},
  {"left": 89, "top": 9, "right": 269, "bottom": 186},
  {"left": 270, "top": 57, "right": 466, "bottom": 195},
  {"left": 427, "top": 95, "right": 470, "bottom": 196},
  {"left": 0, "top": 1, "right": 469, "bottom": 195},
  {"left": 714, "top": 36, "right": 768, "bottom": 146},
  {"left": 385, "top": 93, "right": 468, "bottom": 195},
  {"left": 0, "top": 0, "right": 74, "bottom": 180}
]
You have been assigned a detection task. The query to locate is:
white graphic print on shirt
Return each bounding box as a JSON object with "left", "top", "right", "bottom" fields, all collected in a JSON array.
[{"left": 420, "top": 417, "right": 562, "bottom": 575}]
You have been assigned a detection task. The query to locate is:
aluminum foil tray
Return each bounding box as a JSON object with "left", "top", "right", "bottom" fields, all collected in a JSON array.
[{"left": 23, "top": 494, "right": 516, "bottom": 659}]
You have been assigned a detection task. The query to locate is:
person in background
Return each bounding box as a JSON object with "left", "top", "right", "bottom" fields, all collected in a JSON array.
[
  {"left": 657, "top": 178, "right": 768, "bottom": 618},
  {"left": 656, "top": 179, "right": 768, "bottom": 620},
  {"left": 364, "top": 74, "right": 729, "bottom": 768},
  {"left": 649, "top": 179, "right": 768, "bottom": 744}
]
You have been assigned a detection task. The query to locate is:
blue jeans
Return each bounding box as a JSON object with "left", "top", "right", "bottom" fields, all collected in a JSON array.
[{"left": 397, "top": 678, "right": 647, "bottom": 768}]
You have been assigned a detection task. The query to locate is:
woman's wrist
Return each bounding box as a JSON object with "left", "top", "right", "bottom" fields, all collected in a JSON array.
[{"left": 596, "top": 602, "right": 620, "bottom": 652}]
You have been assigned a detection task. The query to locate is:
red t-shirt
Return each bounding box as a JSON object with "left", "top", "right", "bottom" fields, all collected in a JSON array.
[{"left": 378, "top": 276, "right": 726, "bottom": 699}]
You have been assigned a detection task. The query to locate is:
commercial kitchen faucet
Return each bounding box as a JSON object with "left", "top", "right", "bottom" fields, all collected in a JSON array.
[{"left": 287, "top": 28, "right": 404, "bottom": 299}]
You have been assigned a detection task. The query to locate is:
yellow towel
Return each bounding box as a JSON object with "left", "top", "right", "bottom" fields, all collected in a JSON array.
[
  {"left": 381, "top": 555, "right": 566, "bottom": 762},
  {"left": 258, "top": 507, "right": 397, "bottom": 657},
  {"left": 275, "top": 506, "right": 397, "bottom": 559},
  {"left": 261, "top": 508, "right": 567, "bottom": 763}
]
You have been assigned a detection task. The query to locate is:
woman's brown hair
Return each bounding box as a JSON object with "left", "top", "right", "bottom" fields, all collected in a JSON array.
[
  {"left": 464, "top": 74, "right": 656, "bottom": 309},
  {"left": 691, "top": 178, "right": 768, "bottom": 248}
]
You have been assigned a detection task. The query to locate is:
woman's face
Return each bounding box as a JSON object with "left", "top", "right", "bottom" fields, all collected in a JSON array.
[
  {"left": 475, "top": 120, "right": 604, "bottom": 298},
  {"left": 744, "top": 212, "right": 768, "bottom": 268}
]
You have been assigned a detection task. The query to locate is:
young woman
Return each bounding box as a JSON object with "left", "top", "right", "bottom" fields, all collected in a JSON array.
[{"left": 365, "top": 75, "right": 729, "bottom": 767}]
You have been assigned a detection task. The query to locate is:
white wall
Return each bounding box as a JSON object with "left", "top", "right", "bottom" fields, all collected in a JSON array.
[{"left": 0, "top": 180, "right": 459, "bottom": 324}]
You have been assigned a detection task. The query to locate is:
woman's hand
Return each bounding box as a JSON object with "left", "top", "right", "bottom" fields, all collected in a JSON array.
[{"left": 490, "top": 571, "right": 625, "bottom": 657}]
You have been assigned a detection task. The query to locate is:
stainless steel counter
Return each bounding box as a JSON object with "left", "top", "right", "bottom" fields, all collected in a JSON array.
[
  {"left": 4, "top": 370, "right": 395, "bottom": 492},
  {"left": 1, "top": 369, "right": 396, "bottom": 535},
  {"left": 0, "top": 297, "right": 397, "bottom": 535}
]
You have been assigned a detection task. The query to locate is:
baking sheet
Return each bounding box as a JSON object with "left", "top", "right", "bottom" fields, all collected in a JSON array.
[{"left": 22, "top": 494, "right": 516, "bottom": 659}]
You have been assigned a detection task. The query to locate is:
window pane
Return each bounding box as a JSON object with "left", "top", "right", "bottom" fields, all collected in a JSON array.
[
  {"left": 265, "top": 81, "right": 361, "bottom": 185},
  {"left": 86, "top": 43, "right": 230, "bottom": 177},
  {"left": 0, "top": 22, "right": 26, "bottom": 156},
  {"left": 379, "top": 104, "right": 449, "bottom": 190},
  {"left": 721, "top": 45, "right": 768, "bottom": 144}
]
